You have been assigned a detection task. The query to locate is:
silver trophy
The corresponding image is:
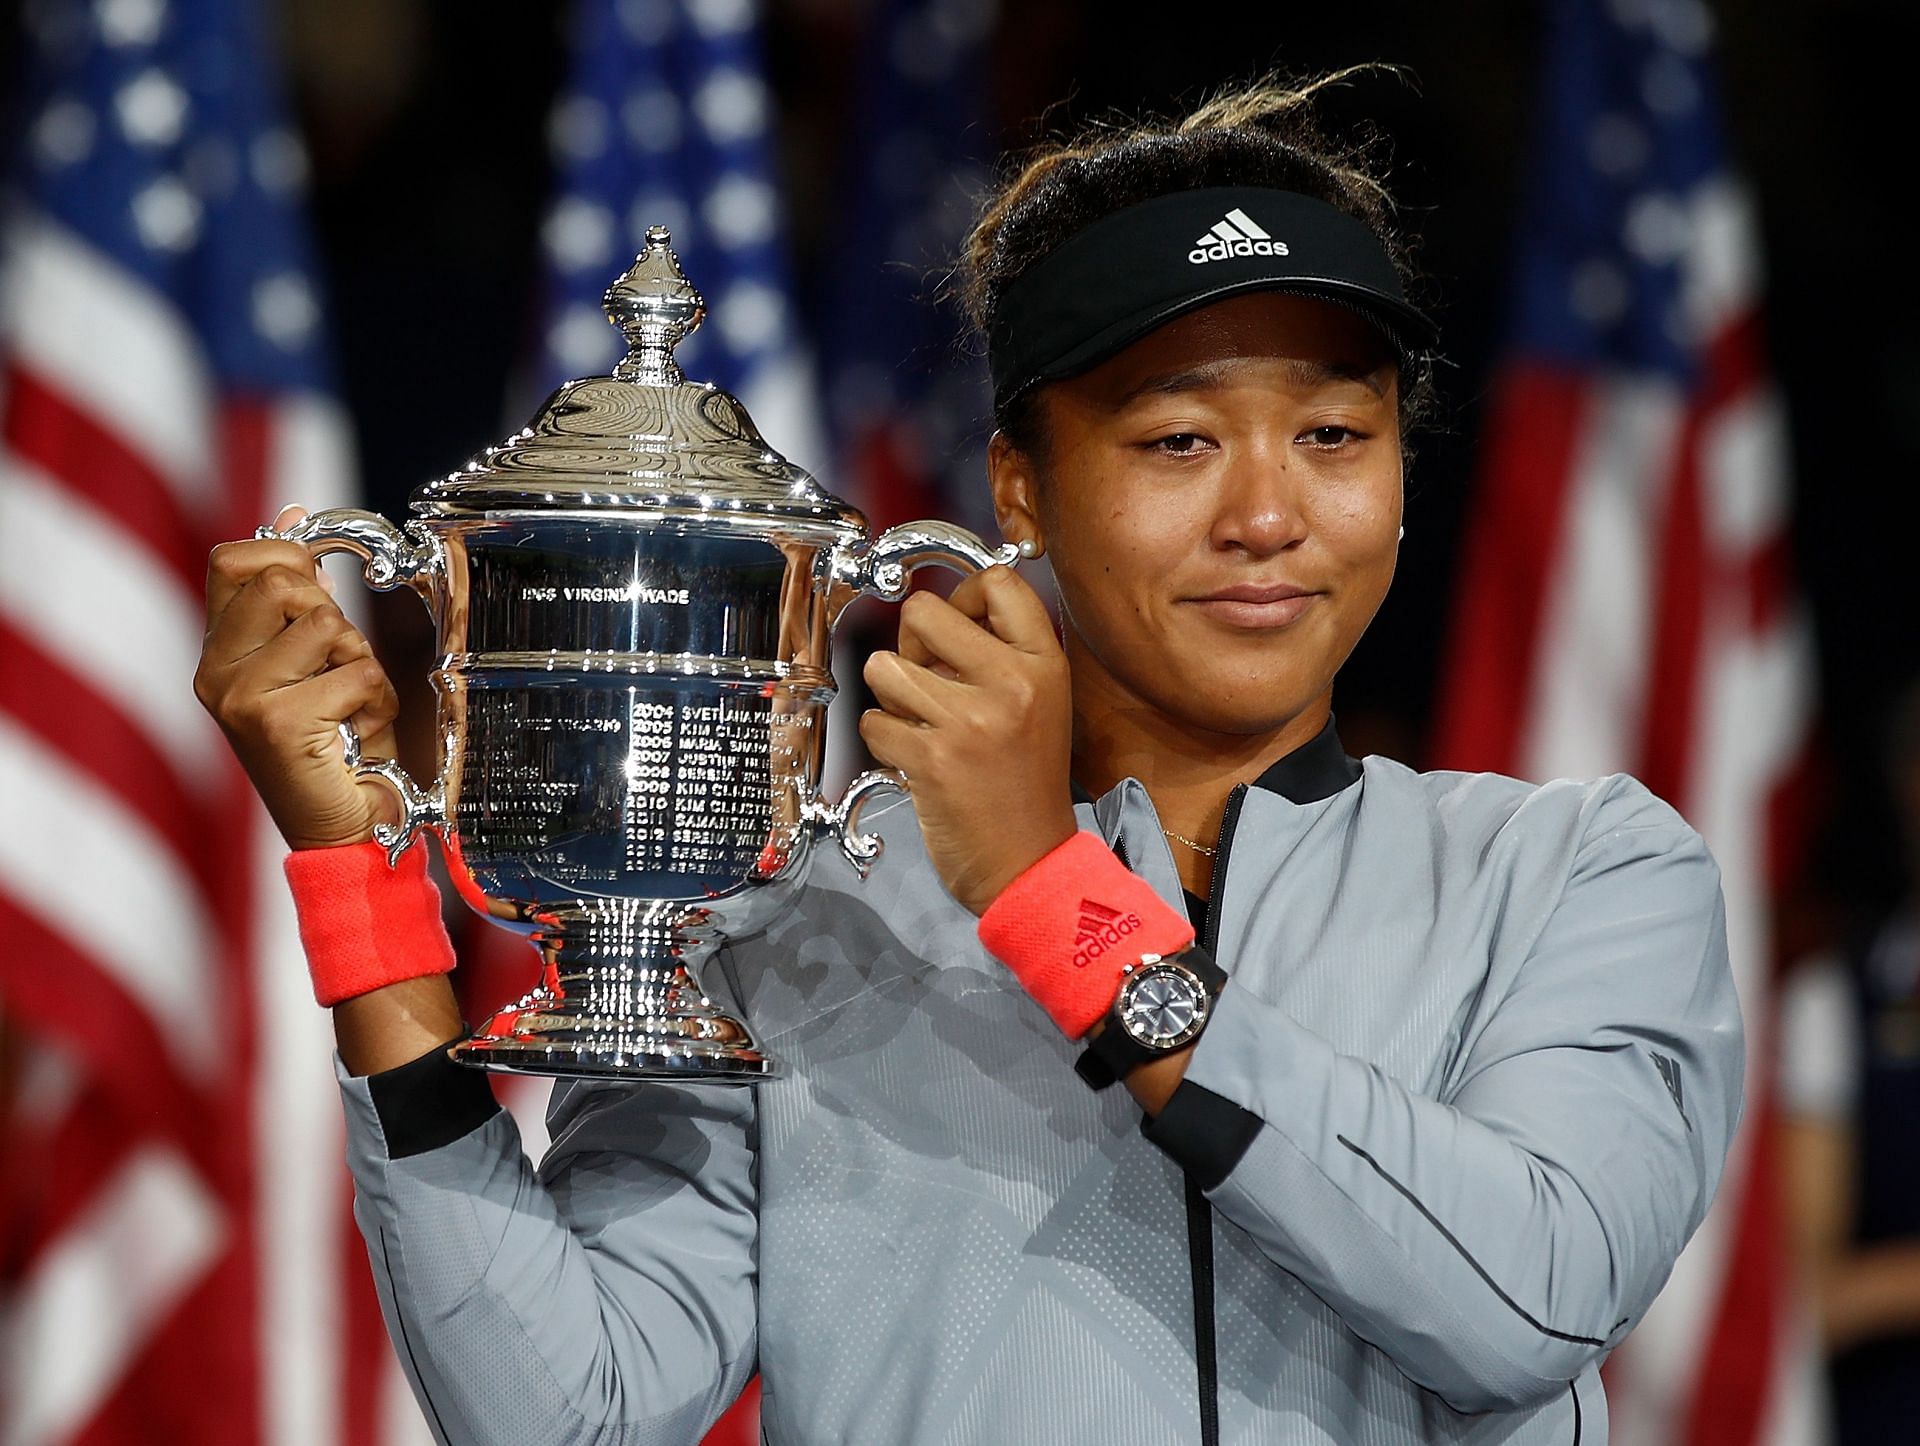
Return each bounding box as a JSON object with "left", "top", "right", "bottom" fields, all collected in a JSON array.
[{"left": 265, "top": 227, "right": 1016, "bottom": 1081}]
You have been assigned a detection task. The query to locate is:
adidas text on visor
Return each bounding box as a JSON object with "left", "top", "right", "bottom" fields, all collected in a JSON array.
[{"left": 986, "top": 186, "right": 1438, "bottom": 412}]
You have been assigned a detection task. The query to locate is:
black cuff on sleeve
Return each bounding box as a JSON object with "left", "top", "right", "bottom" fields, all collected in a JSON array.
[
  {"left": 366, "top": 1037, "right": 502, "bottom": 1160},
  {"left": 1141, "top": 1080, "right": 1263, "bottom": 1191}
]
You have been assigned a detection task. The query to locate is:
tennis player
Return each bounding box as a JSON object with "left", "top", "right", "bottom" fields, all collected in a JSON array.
[{"left": 195, "top": 73, "right": 1742, "bottom": 1445}]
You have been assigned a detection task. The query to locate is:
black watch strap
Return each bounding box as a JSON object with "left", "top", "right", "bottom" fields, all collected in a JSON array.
[{"left": 1074, "top": 946, "right": 1226, "bottom": 1091}]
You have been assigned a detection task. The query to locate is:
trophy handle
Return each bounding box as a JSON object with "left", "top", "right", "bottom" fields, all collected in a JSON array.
[
  {"left": 803, "top": 768, "right": 908, "bottom": 878},
  {"left": 255, "top": 507, "right": 449, "bottom": 867},
  {"left": 827, "top": 520, "right": 1022, "bottom": 606},
  {"left": 815, "top": 522, "right": 1017, "bottom": 874}
]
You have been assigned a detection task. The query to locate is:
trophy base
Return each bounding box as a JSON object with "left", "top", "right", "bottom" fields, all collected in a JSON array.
[{"left": 452, "top": 963, "right": 778, "bottom": 1082}]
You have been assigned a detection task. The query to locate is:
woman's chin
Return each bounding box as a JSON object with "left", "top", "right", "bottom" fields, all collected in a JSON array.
[{"left": 1146, "top": 683, "right": 1325, "bottom": 740}]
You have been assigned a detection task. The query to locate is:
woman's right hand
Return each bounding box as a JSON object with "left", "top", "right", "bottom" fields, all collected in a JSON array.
[{"left": 194, "top": 505, "right": 403, "bottom": 852}]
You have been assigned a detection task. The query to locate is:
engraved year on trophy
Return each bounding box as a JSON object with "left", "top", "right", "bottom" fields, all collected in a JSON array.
[{"left": 262, "top": 227, "right": 1017, "bottom": 1081}]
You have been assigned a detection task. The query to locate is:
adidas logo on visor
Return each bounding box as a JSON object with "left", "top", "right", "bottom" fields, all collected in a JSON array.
[
  {"left": 1073, "top": 898, "right": 1144, "bottom": 968},
  {"left": 1188, "top": 207, "right": 1291, "bottom": 265}
]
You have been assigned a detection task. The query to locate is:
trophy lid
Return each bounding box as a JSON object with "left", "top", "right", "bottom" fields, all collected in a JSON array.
[{"left": 412, "top": 227, "right": 865, "bottom": 533}]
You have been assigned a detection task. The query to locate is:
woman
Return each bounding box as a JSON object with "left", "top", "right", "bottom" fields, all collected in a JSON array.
[{"left": 195, "top": 74, "right": 1741, "bottom": 1445}]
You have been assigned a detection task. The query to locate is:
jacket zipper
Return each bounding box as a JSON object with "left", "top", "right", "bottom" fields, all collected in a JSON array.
[
  {"left": 1116, "top": 783, "right": 1245, "bottom": 1446},
  {"left": 1202, "top": 784, "right": 1247, "bottom": 957},
  {"left": 1189, "top": 783, "right": 1245, "bottom": 1446}
]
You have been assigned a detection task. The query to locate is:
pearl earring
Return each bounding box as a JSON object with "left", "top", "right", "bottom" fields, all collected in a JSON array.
[{"left": 1017, "top": 538, "right": 1041, "bottom": 559}]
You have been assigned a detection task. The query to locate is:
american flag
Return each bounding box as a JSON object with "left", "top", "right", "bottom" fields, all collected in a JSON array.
[
  {"left": 810, "top": 0, "right": 998, "bottom": 786},
  {"left": 0, "top": 1, "right": 416, "bottom": 1443},
  {"left": 818, "top": 0, "right": 997, "bottom": 540},
  {"left": 1433, "top": 0, "right": 1825, "bottom": 1440},
  {"left": 530, "top": 0, "right": 821, "bottom": 474}
]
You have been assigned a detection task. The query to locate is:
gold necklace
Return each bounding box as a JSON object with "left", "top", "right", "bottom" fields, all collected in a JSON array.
[{"left": 1161, "top": 827, "right": 1217, "bottom": 858}]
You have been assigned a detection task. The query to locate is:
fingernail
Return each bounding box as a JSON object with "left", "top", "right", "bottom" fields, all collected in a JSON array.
[{"left": 269, "top": 503, "right": 306, "bottom": 530}]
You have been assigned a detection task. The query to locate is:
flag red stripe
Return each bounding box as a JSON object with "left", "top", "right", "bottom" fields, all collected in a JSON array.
[
  {"left": 1430, "top": 365, "right": 1591, "bottom": 773},
  {"left": 220, "top": 397, "right": 271, "bottom": 1446},
  {"left": 0, "top": 894, "right": 201, "bottom": 1155},
  {"left": 1634, "top": 408, "right": 1708, "bottom": 809},
  {"left": 217, "top": 397, "right": 274, "bottom": 536},
  {"left": 338, "top": 1167, "right": 388, "bottom": 1446},
  {"left": 71, "top": 1247, "right": 257, "bottom": 1446},
  {"left": 1682, "top": 1083, "right": 1787, "bottom": 1443},
  {"left": 1698, "top": 312, "right": 1765, "bottom": 412},
  {"left": 1745, "top": 534, "right": 1795, "bottom": 635},
  {"left": 851, "top": 422, "right": 943, "bottom": 533},
  {"left": 0, "top": 1087, "right": 142, "bottom": 1278},
  {"left": 0, "top": 618, "right": 215, "bottom": 895},
  {"left": 1765, "top": 737, "right": 1820, "bottom": 906},
  {"left": 1, "top": 362, "right": 207, "bottom": 590}
]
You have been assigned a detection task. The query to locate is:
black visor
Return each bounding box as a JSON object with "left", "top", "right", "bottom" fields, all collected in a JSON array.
[{"left": 986, "top": 186, "right": 1436, "bottom": 412}]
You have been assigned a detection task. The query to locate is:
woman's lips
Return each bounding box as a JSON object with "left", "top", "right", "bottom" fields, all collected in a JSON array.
[{"left": 1185, "top": 585, "right": 1321, "bottom": 629}]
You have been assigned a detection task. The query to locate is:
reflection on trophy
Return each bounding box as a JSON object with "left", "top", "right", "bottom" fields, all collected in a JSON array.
[{"left": 260, "top": 226, "right": 1016, "bottom": 1081}]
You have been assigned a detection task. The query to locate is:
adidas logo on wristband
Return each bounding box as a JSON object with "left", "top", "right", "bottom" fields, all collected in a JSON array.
[
  {"left": 1073, "top": 898, "right": 1144, "bottom": 967},
  {"left": 1188, "top": 207, "right": 1291, "bottom": 264}
]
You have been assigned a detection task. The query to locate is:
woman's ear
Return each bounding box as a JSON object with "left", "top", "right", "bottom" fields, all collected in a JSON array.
[{"left": 987, "top": 431, "right": 1043, "bottom": 554}]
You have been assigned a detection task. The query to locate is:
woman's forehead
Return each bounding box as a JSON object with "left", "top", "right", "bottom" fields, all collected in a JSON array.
[{"left": 1075, "top": 294, "right": 1400, "bottom": 405}]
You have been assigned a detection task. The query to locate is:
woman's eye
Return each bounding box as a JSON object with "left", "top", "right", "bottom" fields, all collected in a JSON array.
[{"left": 1302, "top": 425, "right": 1364, "bottom": 448}]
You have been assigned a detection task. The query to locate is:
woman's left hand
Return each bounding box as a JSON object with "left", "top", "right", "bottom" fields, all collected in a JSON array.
[{"left": 860, "top": 565, "right": 1078, "bottom": 916}]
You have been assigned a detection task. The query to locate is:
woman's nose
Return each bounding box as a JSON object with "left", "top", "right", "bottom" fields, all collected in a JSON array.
[{"left": 1210, "top": 448, "right": 1306, "bottom": 556}]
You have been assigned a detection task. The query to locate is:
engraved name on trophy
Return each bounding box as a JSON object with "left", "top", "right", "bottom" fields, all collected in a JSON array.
[{"left": 263, "top": 227, "right": 1017, "bottom": 1081}]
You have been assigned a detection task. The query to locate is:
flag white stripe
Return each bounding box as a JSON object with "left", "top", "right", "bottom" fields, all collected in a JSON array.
[
  {"left": 1759, "top": 1279, "right": 1831, "bottom": 1444},
  {"left": 1700, "top": 392, "right": 1790, "bottom": 555},
  {"left": 0, "top": 1146, "right": 224, "bottom": 1446},
  {"left": 0, "top": 715, "right": 216, "bottom": 1080},
  {"left": 253, "top": 800, "right": 348, "bottom": 1446},
  {"left": 255, "top": 406, "right": 360, "bottom": 1446},
  {"left": 266, "top": 394, "right": 361, "bottom": 526},
  {"left": 1521, "top": 378, "right": 1683, "bottom": 784},
  {"left": 498, "top": 1073, "right": 555, "bottom": 1168},
  {"left": 379, "top": 1353, "right": 441, "bottom": 1446},
  {"left": 0, "top": 212, "right": 215, "bottom": 503},
  {"left": 1668, "top": 605, "right": 1817, "bottom": 1429},
  {"left": 0, "top": 458, "right": 223, "bottom": 781},
  {"left": 1690, "top": 612, "right": 1816, "bottom": 1014},
  {"left": 1681, "top": 181, "right": 1763, "bottom": 345},
  {"left": 739, "top": 351, "right": 827, "bottom": 482}
]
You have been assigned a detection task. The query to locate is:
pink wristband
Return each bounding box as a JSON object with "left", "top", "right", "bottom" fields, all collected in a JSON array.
[
  {"left": 283, "top": 842, "right": 457, "bottom": 1007},
  {"left": 977, "top": 831, "right": 1195, "bottom": 1039}
]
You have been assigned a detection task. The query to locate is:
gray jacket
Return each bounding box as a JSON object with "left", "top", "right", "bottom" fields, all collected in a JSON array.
[{"left": 339, "top": 723, "right": 1743, "bottom": 1443}]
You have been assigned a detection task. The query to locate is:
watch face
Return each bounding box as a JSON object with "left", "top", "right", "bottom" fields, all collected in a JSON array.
[{"left": 1118, "top": 964, "right": 1209, "bottom": 1050}]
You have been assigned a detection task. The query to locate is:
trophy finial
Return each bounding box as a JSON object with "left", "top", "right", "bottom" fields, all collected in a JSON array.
[{"left": 603, "top": 226, "right": 706, "bottom": 384}]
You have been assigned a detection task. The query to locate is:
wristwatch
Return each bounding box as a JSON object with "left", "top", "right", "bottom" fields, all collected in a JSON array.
[{"left": 1074, "top": 947, "right": 1227, "bottom": 1090}]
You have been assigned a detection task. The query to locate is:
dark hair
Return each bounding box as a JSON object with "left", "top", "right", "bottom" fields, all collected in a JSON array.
[{"left": 958, "top": 68, "right": 1437, "bottom": 463}]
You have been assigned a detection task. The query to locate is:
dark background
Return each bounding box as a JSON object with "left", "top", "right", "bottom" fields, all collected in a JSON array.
[{"left": 8, "top": 0, "right": 1916, "bottom": 940}]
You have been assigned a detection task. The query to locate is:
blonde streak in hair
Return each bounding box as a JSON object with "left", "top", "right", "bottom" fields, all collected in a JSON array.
[
  {"left": 1177, "top": 68, "right": 1405, "bottom": 213},
  {"left": 1179, "top": 63, "right": 1413, "bottom": 134}
]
